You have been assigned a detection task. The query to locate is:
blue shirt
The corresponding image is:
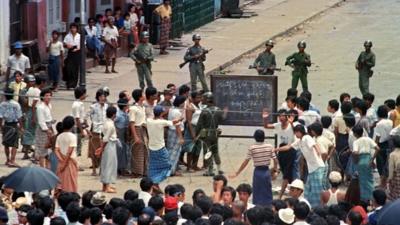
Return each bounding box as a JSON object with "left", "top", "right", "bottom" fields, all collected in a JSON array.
[
  {"left": 114, "top": 109, "right": 129, "bottom": 129},
  {"left": 0, "top": 100, "right": 22, "bottom": 123}
]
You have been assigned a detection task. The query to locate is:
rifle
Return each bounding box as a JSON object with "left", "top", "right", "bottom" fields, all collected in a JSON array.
[
  {"left": 179, "top": 48, "right": 212, "bottom": 69},
  {"left": 248, "top": 65, "right": 284, "bottom": 74}
]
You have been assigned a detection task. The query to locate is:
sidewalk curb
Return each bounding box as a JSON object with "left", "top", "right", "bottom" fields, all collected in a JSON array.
[{"left": 206, "top": 0, "right": 346, "bottom": 76}]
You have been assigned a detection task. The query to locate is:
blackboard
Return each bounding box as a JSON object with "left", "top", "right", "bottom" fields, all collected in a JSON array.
[{"left": 211, "top": 75, "right": 278, "bottom": 126}]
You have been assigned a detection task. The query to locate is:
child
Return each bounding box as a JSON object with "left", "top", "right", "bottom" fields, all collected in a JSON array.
[
  {"left": 8, "top": 71, "right": 26, "bottom": 102},
  {"left": 115, "top": 98, "right": 131, "bottom": 175},
  {"left": 352, "top": 125, "right": 380, "bottom": 201},
  {"left": 321, "top": 116, "right": 337, "bottom": 172},
  {"left": 122, "top": 13, "right": 135, "bottom": 50},
  {"left": 96, "top": 106, "right": 119, "bottom": 193},
  {"left": 46, "top": 30, "right": 64, "bottom": 91}
]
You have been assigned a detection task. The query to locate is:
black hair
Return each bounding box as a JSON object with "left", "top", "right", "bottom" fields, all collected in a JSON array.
[
  {"left": 253, "top": 129, "right": 265, "bottom": 142},
  {"left": 118, "top": 90, "right": 128, "bottom": 99},
  {"left": 140, "top": 177, "right": 154, "bottom": 192},
  {"left": 103, "top": 204, "right": 114, "bottom": 220},
  {"left": 173, "top": 96, "right": 187, "bottom": 107},
  {"left": 340, "top": 93, "right": 350, "bottom": 103},
  {"left": 213, "top": 175, "right": 228, "bottom": 187},
  {"left": 62, "top": 116, "right": 75, "bottom": 130},
  {"left": 236, "top": 183, "right": 252, "bottom": 195},
  {"left": 167, "top": 83, "right": 176, "bottom": 88},
  {"left": 277, "top": 109, "right": 287, "bottom": 115},
  {"left": 74, "top": 86, "right": 87, "bottom": 99},
  {"left": 180, "top": 204, "right": 192, "bottom": 220},
  {"left": 112, "top": 207, "right": 130, "bottom": 225},
  {"left": 328, "top": 99, "right": 339, "bottom": 111},
  {"left": 396, "top": 94, "right": 400, "bottom": 106},
  {"left": 210, "top": 203, "right": 224, "bottom": 217},
  {"left": 95, "top": 89, "right": 106, "bottom": 101},
  {"left": 288, "top": 109, "right": 299, "bottom": 121},
  {"left": 325, "top": 215, "right": 340, "bottom": 225},
  {"left": 287, "top": 88, "right": 298, "bottom": 97},
  {"left": 117, "top": 98, "right": 129, "bottom": 111},
  {"left": 285, "top": 95, "right": 297, "bottom": 105},
  {"left": 224, "top": 218, "right": 245, "bottom": 225},
  {"left": 300, "top": 91, "right": 312, "bottom": 102},
  {"left": 284, "top": 197, "right": 299, "bottom": 208},
  {"left": 79, "top": 207, "right": 91, "bottom": 224},
  {"left": 81, "top": 190, "right": 96, "bottom": 208},
  {"left": 321, "top": 116, "right": 332, "bottom": 129},
  {"left": 3, "top": 87, "right": 14, "bottom": 101},
  {"left": 221, "top": 205, "right": 233, "bottom": 221},
  {"left": 58, "top": 192, "right": 75, "bottom": 211},
  {"left": 149, "top": 195, "right": 164, "bottom": 212},
  {"left": 50, "top": 217, "right": 66, "bottom": 225},
  {"left": 271, "top": 199, "right": 287, "bottom": 212},
  {"left": 132, "top": 89, "right": 143, "bottom": 102},
  {"left": 328, "top": 204, "right": 347, "bottom": 221},
  {"left": 296, "top": 97, "right": 310, "bottom": 111},
  {"left": 384, "top": 99, "right": 396, "bottom": 110},
  {"left": 195, "top": 218, "right": 210, "bottom": 225},
  {"left": 347, "top": 211, "right": 362, "bottom": 225},
  {"left": 87, "top": 17, "right": 96, "bottom": 23},
  {"left": 179, "top": 85, "right": 191, "bottom": 95},
  {"left": 196, "top": 196, "right": 213, "bottom": 215},
  {"left": 262, "top": 207, "right": 274, "bottom": 224},
  {"left": 164, "top": 211, "right": 179, "bottom": 225},
  {"left": 352, "top": 125, "right": 364, "bottom": 138},
  {"left": 191, "top": 91, "right": 202, "bottom": 99},
  {"left": 175, "top": 183, "right": 186, "bottom": 194},
  {"left": 124, "top": 12, "right": 131, "bottom": 18},
  {"left": 343, "top": 113, "right": 356, "bottom": 128},
  {"left": 221, "top": 186, "right": 236, "bottom": 201},
  {"left": 69, "top": 22, "right": 79, "bottom": 29},
  {"left": 310, "top": 216, "right": 328, "bottom": 225},
  {"left": 105, "top": 8, "right": 112, "bottom": 14},
  {"left": 27, "top": 209, "right": 45, "bottom": 225},
  {"left": 189, "top": 206, "right": 203, "bottom": 222},
  {"left": 293, "top": 202, "right": 310, "bottom": 220},
  {"left": 192, "top": 189, "right": 206, "bottom": 206},
  {"left": 341, "top": 101, "right": 353, "bottom": 114},
  {"left": 89, "top": 207, "right": 103, "bottom": 225},
  {"left": 209, "top": 214, "right": 223, "bottom": 225},
  {"left": 377, "top": 105, "right": 388, "bottom": 119},
  {"left": 40, "top": 88, "right": 52, "bottom": 100},
  {"left": 293, "top": 124, "right": 307, "bottom": 135},
  {"left": 124, "top": 189, "right": 138, "bottom": 201},
  {"left": 309, "top": 122, "right": 323, "bottom": 136},
  {"left": 355, "top": 100, "right": 368, "bottom": 115},
  {"left": 106, "top": 106, "right": 117, "bottom": 118},
  {"left": 34, "top": 75, "right": 45, "bottom": 85},
  {"left": 37, "top": 196, "right": 54, "bottom": 216},
  {"left": 145, "top": 87, "right": 158, "bottom": 99},
  {"left": 393, "top": 135, "right": 400, "bottom": 148},
  {"left": 109, "top": 198, "right": 127, "bottom": 209},
  {"left": 313, "top": 205, "right": 329, "bottom": 219},
  {"left": 362, "top": 92, "right": 375, "bottom": 103},
  {"left": 18, "top": 204, "right": 33, "bottom": 214},
  {"left": 127, "top": 199, "right": 145, "bottom": 217},
  {"left": 372, "top": 189, "right": 387, "bottom": 206},
  {"left": 138, "top": 214, "right": 152, "bottom": 225},
  {"left": 66, "top": 202, "right": 81, "bottom": 223},
  {"left": 245, "top": 206, "right": 265, "bottom": 225}
]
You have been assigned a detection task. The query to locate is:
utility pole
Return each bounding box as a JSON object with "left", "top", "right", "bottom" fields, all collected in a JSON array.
[{"left": 79, "top": 0, "right": 86, "bottom": 87}]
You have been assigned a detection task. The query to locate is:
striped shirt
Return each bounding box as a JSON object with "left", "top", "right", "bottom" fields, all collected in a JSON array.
[{"left": 246, "top": 143, "right": 276, "bottom": 167}]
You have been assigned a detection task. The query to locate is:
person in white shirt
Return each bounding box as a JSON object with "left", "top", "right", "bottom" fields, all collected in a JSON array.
[
  {"left": 236, "top": 183, "right": 255, "bottom": 210},
  {"left": 297, "top": 97, "right": 320, "bottom": 127},
  {"left": 147, "top": 105, "right": 181, "bottom": 185},
  {"left": 276, "top": 125, "right": 325, "bottom": 208},
  {"left": 85, "top": 17, "right": 103, "bottom": 60},
  {"left": 352, "top": 125, "right": 380, "bottom": 201},
  {"left": 102, "top": 16, "right": 119, "bottom": 73},
  {"left": 138, "top": 177, "right": 154, "bottom": 207},
  {"left": 46, "top": 30, "right": 64, "bottom": 91},
  {"left": 374, "top": 105, "right": 393, "bottom": 188},
  {"left": 71, "top": 87, "right": 88, "bottom": 157},
  {"left": 293, "top": 201, "right": 311, "bottom": 225},
  {"left": 327, "top": 99, "right": 341, "bottom": 131},
  {"left": 63, "top": 23, "right": 81, "bottom": 89},
  {"left": 35, "top": 89, "right": 54, "bottom": 168},
  {"left": 6, "top": 41, "right": 31, "bottom": 82},
  {"left": 363, "top": 93, "right": 378, "bottom": 137},
  {"left": 96, "top": 106, "right": 119, "bottom": 193}
]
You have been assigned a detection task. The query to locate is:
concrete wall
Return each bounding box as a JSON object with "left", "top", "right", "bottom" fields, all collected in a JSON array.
[{"left": 0, "top": 1, "right": 10, "bottom": 69}]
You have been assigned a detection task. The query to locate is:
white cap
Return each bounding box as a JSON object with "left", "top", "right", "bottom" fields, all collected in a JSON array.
[
  {"left": 329, "top": 171, "right": 342, "bottom": 183},
  {"left": 290, "top": 179, "right": 304, "bottom": 190},
  {"left": 278, "top": 208, "right": 295, "bottom": 224}
]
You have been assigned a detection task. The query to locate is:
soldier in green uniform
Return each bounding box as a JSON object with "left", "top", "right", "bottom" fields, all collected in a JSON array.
[
  {"left": 130, "top": 31, "right": 154, "bottom": 90},
  {"left": 356, "top": 40, "right": 376, "bottom": 95},
  {"left": 196, "top": 92, "right": 225, "bottom": 176},
  {"left": 253, "top": 40, "right": 276, "bottom": 75},
  {"left": 285, "top": 41, "right": 312, "bottom": 91},
  {"left": 184, "top": 34, "right": 209, "bottom": 92}
]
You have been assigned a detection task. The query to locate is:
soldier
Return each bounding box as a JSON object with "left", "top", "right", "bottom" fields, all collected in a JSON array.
[
  {"left": 184, "top": 34, "right": 209, "bottom": 92},
  {"left": 356, "top": 40, "right": 376, "bottom": 95},
  {"left": 196, "top": 92, "right": 226, "bottom": 176},
  {"left": 285, "top": 41, "right": 312, "bottom": 91},
  {"left": 130, "top": 31, "right": 154, "bottom": 90},
  {"left": 253, "top": 40, "right": 276, "bottom": 75}
]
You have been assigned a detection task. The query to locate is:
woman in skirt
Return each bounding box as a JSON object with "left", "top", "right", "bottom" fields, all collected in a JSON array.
[
  {"left": 352, "top": 125, "right": 380, "bottom": 201},
  {"left": 102, "top": 16, "right": 119, "bottom": 73},
  {"left": 167, "top": 96, "right": 187, "bottom": 176},
  {"left": 47, "top": 30, "right": 64, "bottom": 91},
  {"left": 154, "top": 0, "right": 172, "bottom": 55},
  {"left": 35, "top": 89, "right": 54, "bottom": 168},
  {"left": 388, "top": 135, "right": 400, "bottom": 200},
  {"left": 96, "top": 106, "right": 119, "bottom": 193},
  {"left": 63, "top": 23, "right": 81, "bottom": 89},
  {"left": 230, "top": 129, "right": 278, "bottom": 206}
]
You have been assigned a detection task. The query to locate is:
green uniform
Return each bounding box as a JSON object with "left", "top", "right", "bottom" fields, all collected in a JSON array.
[
  {"left": 184, "top": 45, "right": 209, "bottom": 92},
  {"left": 356, "top": 50, "right": 375, "bottom": 95},
  {"left": 130, "top": 42, "right": 154, "bottom": 90},
  {"left": 196, "top": 105, "right": 223, "bottom": 174},
  {"left": 253, "top": 51, "right": 276, "bottom": 75},
  {"left": 285, "top": 52, "right": 311, "bottom": 91}
]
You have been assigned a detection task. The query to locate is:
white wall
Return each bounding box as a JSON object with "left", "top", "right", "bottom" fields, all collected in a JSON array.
[{"left": 0, "top": 1, "right": 10, "bottom": 70}]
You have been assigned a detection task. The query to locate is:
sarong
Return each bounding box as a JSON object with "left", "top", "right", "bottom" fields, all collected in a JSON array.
[
  {"left": 34, "top": 122, "right": 51, "bottom": 157},
  {"left": 2, "top": 122, "right": 19, "bottom": 148},
  {"left": 167, "top": 129, "right": 182, "bottom": 174},
  {"left": 305, "top": 166, "right": 326, "bottom": 208},
  {"left": 56, "top": 158, "right": 78, "bottom": 192},
  {"left": 21, "top": 108, "right": 36, "bottom": 146},
  {"left": 159, "top": 18, "right": 171, "bottom": 49},
  {"left": 148, "top": 147, "right": 171, "bottom": 184},
  {"left": 131, "top": 126, "right": 149, "bottom": 176},
  {"left": 252, "top": 166, "right": 272, "bottom": 206},
  {"left": 88, "top": 132, "right": 101, "bottom": 167},
  {"left": 356, "top": 153, "right": 374, "bottom": 201},
  {"left": 389, "top": 166, "right": 400, "bottom": 200},
  {"left": 100, "top": 141, "right": 118, "bottom": 184}
]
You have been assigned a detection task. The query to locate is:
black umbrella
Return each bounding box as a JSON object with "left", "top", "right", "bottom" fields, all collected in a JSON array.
[
  {"left": 3, "top": 166, "right": 60, "bottom": 193},
  {"left": 377, "top": 199, "right": 400, "bottom": 225}
]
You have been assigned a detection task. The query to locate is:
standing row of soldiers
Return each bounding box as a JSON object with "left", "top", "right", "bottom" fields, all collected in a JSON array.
[{"left": 252, "top": 39, "right": 376, "bottom": 95}]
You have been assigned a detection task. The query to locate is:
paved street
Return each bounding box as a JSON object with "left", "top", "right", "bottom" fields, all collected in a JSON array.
[{"left": 0, "top": 0, "right": 396, "bottom": 199}]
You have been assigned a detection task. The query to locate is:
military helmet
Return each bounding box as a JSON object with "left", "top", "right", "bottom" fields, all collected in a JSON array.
[
  {"left": 141, "top": 31, "right": 150, "bottom": 39},
  {"left": 364, "top": 40, "right": 372, "bottom": 47},
  {"left": 265, "top": 40, "right": 274, "bottom": 47},
  {"left": 102, "top": 86, "right": 110, "bottom": 97},
  {"left": 192, "top": 34, "right": 201, "bottom": 41},
  {"left": 297, "top": 40, "right": 306, "bottom": 48},
  {"left": 24, "top": 74, "right": 36, "bottom": 83}
]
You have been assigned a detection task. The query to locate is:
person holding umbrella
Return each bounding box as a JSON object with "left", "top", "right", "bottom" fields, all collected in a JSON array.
[{"left": 55, "top": 116, "right": 78, "bottom": 193}]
